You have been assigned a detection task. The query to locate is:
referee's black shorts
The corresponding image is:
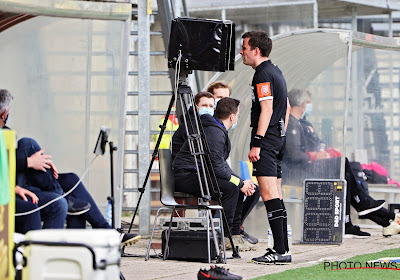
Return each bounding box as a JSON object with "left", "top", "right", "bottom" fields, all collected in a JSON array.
[{"left": 251, "top": 130, "right": 286, "bottom": 178}]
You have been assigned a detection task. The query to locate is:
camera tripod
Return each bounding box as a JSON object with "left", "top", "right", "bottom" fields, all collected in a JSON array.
[{"left": 124, "top": 71, "right": 240, "bottom": 261}]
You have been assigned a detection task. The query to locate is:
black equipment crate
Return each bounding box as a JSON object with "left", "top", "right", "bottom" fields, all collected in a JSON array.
[
  {"left": 161, "top": 230, "right": 221, "bottom": 261},
  {"left": 389, "top": 203, "right": 400, "bottom": 214},
  {"left": 302, "top": 179, "right": 346, "bottom": 244}
]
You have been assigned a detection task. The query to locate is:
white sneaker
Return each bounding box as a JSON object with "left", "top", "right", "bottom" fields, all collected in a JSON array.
[
  {"left": 382, "top": 219, "right": 400, "bottom": 237},
  {"left": 394, "top": 213, "right": 400, "bottom": 223}
]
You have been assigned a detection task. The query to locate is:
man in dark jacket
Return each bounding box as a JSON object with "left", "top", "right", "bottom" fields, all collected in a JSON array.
[
  {"left": 172, "top": 83, "right": 231, "bottom": 160},
  {"left": 0, "top": 89, "right": 139, "bottom": 246},
  {"left": 173, "top": 97, "right": 255, "bottom": 248},
  {"left": 283, "top": 88, "right": 400, "bottom": 238},
  {"left": 171, "top": 92, "right": 215, "bottom": 160},
  {"left": 282, "top": 88, "right": 336, "bottom": 184}
]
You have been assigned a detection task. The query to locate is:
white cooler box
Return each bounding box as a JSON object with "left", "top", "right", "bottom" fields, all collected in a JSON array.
[{"left": 17, "top": 229, "right": 121, "bottom": 280}]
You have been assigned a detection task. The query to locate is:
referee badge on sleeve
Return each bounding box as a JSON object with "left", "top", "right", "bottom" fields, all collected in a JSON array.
[{"left": 256, "top": 82, "right": 272, "bottom": 99}]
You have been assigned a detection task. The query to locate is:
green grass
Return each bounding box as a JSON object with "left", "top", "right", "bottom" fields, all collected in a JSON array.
[{"left": 252, "top": 247, "right": 400, "bottom": 280}]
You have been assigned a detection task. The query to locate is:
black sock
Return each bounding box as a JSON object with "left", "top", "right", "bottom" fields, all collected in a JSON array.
[
  {"left": 264, "top": 198, "right": 285, "bottom": 254},
  {"left": 281, "top": 199, "right": 289, "bottom": 253}
]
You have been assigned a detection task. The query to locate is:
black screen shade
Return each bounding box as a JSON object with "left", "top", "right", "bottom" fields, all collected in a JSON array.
[{"left": 168, "top": 17, "right": 235, "bottom": 72}]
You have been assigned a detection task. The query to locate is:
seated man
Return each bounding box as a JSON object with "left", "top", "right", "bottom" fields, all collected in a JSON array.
[
  {"left": 172, "top": 81, "right": 232, "bottom": 161},
  {"left": 284, "top": 88, "right": 399, "bottom": 237},
  {"left": 173, "top": 84, "right": 260, "bottom": 245},
  {"left": 173, "top": 96, "right": 256, "bottom": 250},
  {"left": 282, "top": 89, "right": 340, "bottom": 182},
  {"left": 0, "top": 89, "right": 139, "bottom": 246},
  {"left": 15, "top": 185, "right": 41, "bottom": 234}
]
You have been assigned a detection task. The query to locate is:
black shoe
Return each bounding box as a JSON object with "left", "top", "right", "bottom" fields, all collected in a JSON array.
[
  {"left": 120, "top": 232, "right": 141, "bottom": 247},
  {"left": 344, "top": 225, "right": 370, "bottom": 239},
  {"left": 240, "top": 228, "right": 258, "bottom": 244},
  {"left": 66, "top": 197, "right": 91, "bottom": 215},
  {"left": 357, "top": 199, "right": 385, "bottom": 216},
  {"left": 198, "top": 266, "right": 242, "bottom": 280},
  {"left": 252, "top": 248, "right": 291, "bottom": 265}
]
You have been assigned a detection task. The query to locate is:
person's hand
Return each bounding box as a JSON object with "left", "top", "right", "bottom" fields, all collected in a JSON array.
[
  {"left": 244, "top": 180, "right": 255, "bottom": 196},
  {"left": 248, "top": 147, "right": 261, "bottom": 162},
  {"left": 49, "top": 162, "right": 59, "bottom": 179},
  {"left": 27, "top": 148, "right": 52, "bottom": 172},
  {"left": 315, "top": 151, "right": 330, "bottom": 160},
  {"left": 240, "top": 180, "right": 255, "bottom": 196},
  {"left": 15, "top": 186, "right": 39, "bottom": 204}
]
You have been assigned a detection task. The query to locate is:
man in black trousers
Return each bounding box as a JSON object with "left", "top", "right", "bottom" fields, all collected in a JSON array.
[{"left": 173, "top": 97, "right": 256, "bottom": 250}]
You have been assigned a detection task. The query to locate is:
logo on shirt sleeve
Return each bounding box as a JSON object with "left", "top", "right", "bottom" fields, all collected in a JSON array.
[{"left": 256, "top": 82, "right": 271, "bottom": 99}]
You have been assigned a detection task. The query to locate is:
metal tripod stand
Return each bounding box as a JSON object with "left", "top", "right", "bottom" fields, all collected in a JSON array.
[{"left": 124, "top": 71, "right": 240, "bottom": 260}]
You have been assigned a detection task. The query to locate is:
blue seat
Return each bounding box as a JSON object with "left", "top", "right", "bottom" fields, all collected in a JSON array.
[{"left": 240, "top": 161, "right": 252, "bottom": 181}]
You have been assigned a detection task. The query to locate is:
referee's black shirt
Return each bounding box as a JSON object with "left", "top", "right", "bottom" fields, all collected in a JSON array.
[{"left": 250, "top": 60, "right": 287, "bottom": 135}]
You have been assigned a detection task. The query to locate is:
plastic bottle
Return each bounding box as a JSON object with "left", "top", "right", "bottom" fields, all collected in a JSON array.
[
  {"left": 287, "top": 225, "right": 293, "bottom": 247},
  {"left": 267, "top": 228, "right": 274, "bottom": 247},
  {"left": 106, "top": 200, "right": 112, "bottom": 226}
]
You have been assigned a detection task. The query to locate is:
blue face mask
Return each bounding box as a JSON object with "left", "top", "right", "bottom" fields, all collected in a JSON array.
[
  {"left": 303, "top": 103, "right": 312, "bottom": 117},
  {"left": 198, "top": 107, "right": 214, "bottom": 116},
  {"left": 214, "top": 98, "right": 221, "bottom": 109},
  {"left": 230, "top": 117, "right": 238, "bottom": 130}
]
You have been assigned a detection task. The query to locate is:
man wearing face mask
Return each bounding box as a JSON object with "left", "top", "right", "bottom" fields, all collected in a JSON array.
[
  {"left": 207, "top": 81, "right": 260, "bottom": 246},
  {"left": 299, "top": 90, "right": 325, "bottom": 153},
  {"left": 283, "top": 88, "right": 341, "bottom": 186},
  {"left": 172, "top": 81, "right": 231, "bottom": 161},
  {"left": 172, "top": 85, "right": 230, "bottom": 161},
  {"left": 171, "top": 92, "right": 214, "bottom": 161},
  {"left": 173, "top": 97, "right": 255, "bottom": 245},
  {"left": 284, "top": 88, "right": 397, "bottom": 238}
]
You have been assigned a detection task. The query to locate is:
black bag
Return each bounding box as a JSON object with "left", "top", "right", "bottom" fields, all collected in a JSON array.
[{"left": 161, "top": 230, "right": 221, "bottom": 261}]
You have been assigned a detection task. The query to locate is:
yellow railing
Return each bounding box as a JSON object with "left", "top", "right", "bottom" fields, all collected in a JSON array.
[{"left": 0, "top": 129, "right": 16, "bottom": 280}]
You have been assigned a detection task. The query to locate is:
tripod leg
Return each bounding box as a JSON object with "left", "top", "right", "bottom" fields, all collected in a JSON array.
[
  {"left": 219, "top": 209, "right": 227, "bottom": 263},
  {"left": 109, "top": 142, "right": 117, "bottom": 229},
  {"left": 207, "top": 210, "right": 211, "bottom": 263},
  {"left": 218, "top": 200, "right": 240, "bottom": 258}
]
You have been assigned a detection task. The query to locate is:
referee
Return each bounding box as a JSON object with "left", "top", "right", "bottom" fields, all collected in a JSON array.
[{"left": 240, "top": 31, "right": 291, "bottom": 264}]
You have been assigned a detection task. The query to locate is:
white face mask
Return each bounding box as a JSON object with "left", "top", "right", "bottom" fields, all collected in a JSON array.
[
  {"left": 303, "top": 103, "right": 312, "bottom": 117},
  {"left": 198, "top": 107, "right": 214, "bottom": 116}
]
